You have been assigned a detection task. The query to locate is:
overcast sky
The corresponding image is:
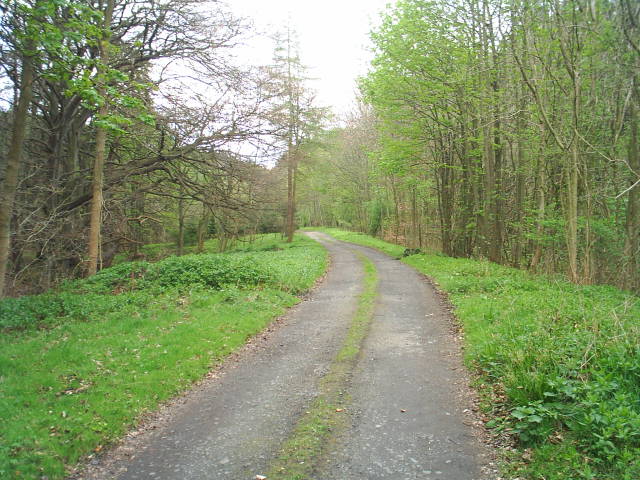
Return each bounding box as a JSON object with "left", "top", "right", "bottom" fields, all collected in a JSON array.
[{"left": 226, "top": 0, "right": 391, "bottom": 118}]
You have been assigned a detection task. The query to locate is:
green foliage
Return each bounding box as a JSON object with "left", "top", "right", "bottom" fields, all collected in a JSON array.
[
  {"left": 321, "top": 229, "right": 640, "bottom": 480},
  {"left": 0, "top": 290, "right": 154, "bottom": 332},
  {"left": 0, "top": 234, "right": 327, "bottom": 478},
  {"left": 2, "top": 235, "right": 325, "bottom": 333},
  {"left": 78, "top": 261, "right": 151, "bottom": 294},
  {"left": 143, "top": 254, "right": 269, "bottom": 289},
  {"left": 368, "top": 198, "right": 385, "bottom": 235}
]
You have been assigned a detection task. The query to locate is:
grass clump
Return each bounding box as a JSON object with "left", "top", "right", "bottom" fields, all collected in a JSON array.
[
  {"left": 0, "top": 234, "right": 326, "bottom": 479},
  {"left": 143, "top": 254, "right": 270, "bottom": 289},
  {"left": 321, "top": 229, "right": 640, "bottom": 480}
]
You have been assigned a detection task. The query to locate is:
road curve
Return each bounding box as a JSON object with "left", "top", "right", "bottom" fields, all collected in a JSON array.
[
  {"left": 78, "top": 232, "right": 491, "bottom": 480},
  {"left": 311, "top": 232, "right": 490, "bottom": 480}
]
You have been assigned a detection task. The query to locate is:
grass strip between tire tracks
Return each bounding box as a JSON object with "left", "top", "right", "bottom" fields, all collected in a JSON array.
[{"left": 266, "top": 251, "right": 378, "bottom": 480}]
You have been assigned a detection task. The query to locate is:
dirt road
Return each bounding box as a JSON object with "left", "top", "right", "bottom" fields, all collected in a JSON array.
[{"left": 79, "top": 232, "right": 491, "bottom": 480}]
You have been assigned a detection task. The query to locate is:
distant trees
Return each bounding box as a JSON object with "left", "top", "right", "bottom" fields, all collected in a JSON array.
[{"left": 297, "top": 102, "right": 378, "bottom": 234}]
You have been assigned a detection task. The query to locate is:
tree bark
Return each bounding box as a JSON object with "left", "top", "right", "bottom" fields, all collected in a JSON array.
[
  {"left": 624, "top": 92, "right": 639, "bottom": 289},
  {"left": 177, "top": 191, "right": 185, "bottom": 256},
  {"left": 197, "top": 204, "right": 210, "bottom": 253},
  {"left": 285, "top": 146, "right": 297, "bottom": 243},
  {"left": 566, "top": 137, "right": 580, "bottom": 283},
  {"left": 86, "top": 0, "right": 115, "bottom": 276}
]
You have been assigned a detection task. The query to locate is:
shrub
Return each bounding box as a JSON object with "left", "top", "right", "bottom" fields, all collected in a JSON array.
[
  {"left": 78, "top": 261, "right": 150, "bottom": 294},
  {"left": 143, "top": 254, "right": 271, "bottom": 289}
]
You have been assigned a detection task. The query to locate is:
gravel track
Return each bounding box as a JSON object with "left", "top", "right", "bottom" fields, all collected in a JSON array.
[
  {"left": 77, "top": 232, "right": 491, "bottom": 480},
  {"left": 312, "top": 234, "right": 490, "bottom": 480}
]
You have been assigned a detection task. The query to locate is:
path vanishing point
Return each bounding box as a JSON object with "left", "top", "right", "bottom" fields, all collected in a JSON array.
[{"left": 79, "top": 232, "right": 493, "bottom": 480}]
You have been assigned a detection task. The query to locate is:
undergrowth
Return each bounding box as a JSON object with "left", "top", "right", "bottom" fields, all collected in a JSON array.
[
  {"left": 319, "top": 228, "right": 640, "bottom": 480},
  {"left": 0, "top": 234, "right": 327, "bottom": 479},
  {"left": 0, "top": 234, "right": 318, "bottom": 333}
]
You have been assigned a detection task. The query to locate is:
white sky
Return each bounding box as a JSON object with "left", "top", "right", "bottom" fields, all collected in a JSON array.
[{"left": 226, "top": 0, "right": 391, "bottom": 119}]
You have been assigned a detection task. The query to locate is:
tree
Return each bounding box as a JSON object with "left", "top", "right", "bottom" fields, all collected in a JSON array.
[
  {"left": 0, "top": 0, "right": 103, "bottom": 295},
  {"left": 86, "top": 0, "right": 114, "bottom": 276},
  {"left": 0, "top": 0, "right": 272, "bottom": 292},
  {"left": 264, "top": 28, "right": 325, "bottom": 242},
  {"left": 297, "top": 0, "right": 639, "bottom": 293}
]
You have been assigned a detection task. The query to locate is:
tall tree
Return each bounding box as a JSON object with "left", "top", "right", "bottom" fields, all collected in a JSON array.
[
  {"left": 265, "top": 28, "right": 325, "bottom": 242},
  {"left": 0, "top": 5, "right": 35, "bottom": 297},
  {"left": 86, "top": 0, "right": 115, "bottom": 276},
  {"left": 0, "top": 0, "right": 102, "bottom": 295}
]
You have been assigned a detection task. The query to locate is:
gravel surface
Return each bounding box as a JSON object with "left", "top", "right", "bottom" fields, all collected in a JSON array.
[
  {"left": 312, "top": 235, "right": 491, "bottom": 480},
  {"left": 75, "top": 233, "right": 493, "bottom": 480},
  {"left": 77, "top": 236, "right": 363, "bottom": 480}
]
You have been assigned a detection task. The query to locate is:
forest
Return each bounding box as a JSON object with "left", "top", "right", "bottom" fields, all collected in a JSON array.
[
  {"left": 0, "top": 0, "right": 324, "bottom": 297},
  {"left": 1, "top": 0, "right": 638, "bottom": 297},
  {"left": 0, "top": 0, "right": 639, "bottom": 479},
  {"left": 297, "top": 0, "right": 640, "bottom": 293}
]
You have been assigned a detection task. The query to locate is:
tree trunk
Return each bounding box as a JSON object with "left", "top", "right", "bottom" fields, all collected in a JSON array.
[
  {"left": 86, "top": 0, "right": 115, "bottom": 276},
  {"left": 512, "top": 91, "right": 527, "bottom": 268},
  {"left": 482, "top": 125, "right": 494, "bottom": 258},
  {"left": 131, "top": 184, "right": 145, "bottom": 258},
  {"left": 566, "top": 138, "right": 580, "bottom": 283},
  {"left": 488, "top": 140, "right": 504, "bottom": 263},
  {"left": 86, "top": 122, "right": 107, "bottom": 275},
  {"left": 624, "top": 95, "right": 639, "bottom": 290},
  {"left": 0, "top": 47, "right": 35, "bottom": 296},
  {"left": 197, "top": 204, "right": 210, "bottom": 253},
  {"left": 177, "top": 193, "right": 185, "bottom": 256},
  {"left": 530, "top": 133, "right": 547, "bottom": 270},
  {"left": 410, "top": 186, "right": 418, "bottom": 248},
  {"left": 285, "top": 146, "right": 296, "bottom": 243},
  {"left": 512, "top": 140, "right": 526, "bottom": 267}
]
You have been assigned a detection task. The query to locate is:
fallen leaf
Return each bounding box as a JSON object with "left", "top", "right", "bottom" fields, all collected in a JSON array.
[{"left": 335, "top": 408, "right": 344, "bottom": 413}]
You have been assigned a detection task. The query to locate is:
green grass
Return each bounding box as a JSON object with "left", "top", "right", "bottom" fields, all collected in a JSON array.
[
  {"left": 266, "top": 252, "right": 378, "bottom": 480},
  {"left": 319, "top": 229, "right": 640, "bottom": 480},
  {"left": 0, "top": 234, "right": 327, "bottom": 479}
]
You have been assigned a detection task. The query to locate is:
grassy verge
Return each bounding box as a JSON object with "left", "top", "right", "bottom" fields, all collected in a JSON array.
[
  {"left": 0, "top": 234, "right": 327, "bottom": 479},
  {"left": 266, "top": 252, "right": 378, "bottom": 480},
  {"left": 317, "top": 229, "right": 640, "bottom": 480}
]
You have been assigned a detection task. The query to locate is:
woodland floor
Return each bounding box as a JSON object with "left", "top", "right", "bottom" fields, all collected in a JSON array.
[{"left": 75, "top": 232, "right": 494, "bottom": 480}]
